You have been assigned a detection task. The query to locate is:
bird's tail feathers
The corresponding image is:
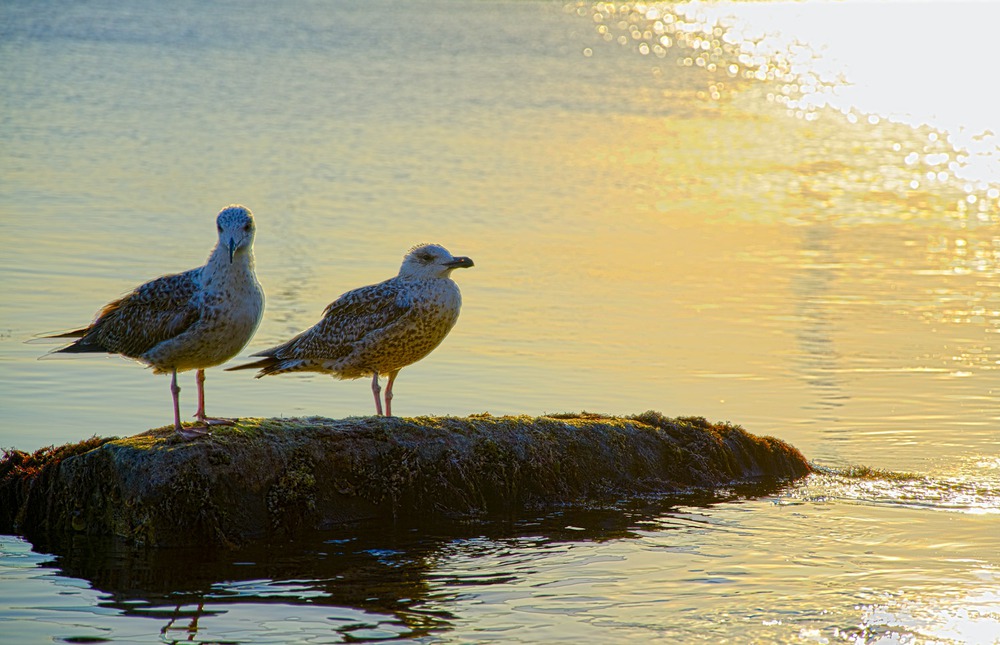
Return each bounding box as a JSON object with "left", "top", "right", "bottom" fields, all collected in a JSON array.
[
  {"left": 49, "top": 341, "right": 110, "bottom": 354},
  {"left": 27, "top": 327, "right": 90, "bottom": 343},
  {"left": 31, "top": 328, "right": 111, "bottom": 357},
  {"left": 225, "top": 355, "right": 283, "bottom": 377}
]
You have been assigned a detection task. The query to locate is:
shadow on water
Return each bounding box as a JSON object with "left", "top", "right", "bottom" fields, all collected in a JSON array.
[{"left": 17, "top": 483, "right": 786, "bottom": 642}]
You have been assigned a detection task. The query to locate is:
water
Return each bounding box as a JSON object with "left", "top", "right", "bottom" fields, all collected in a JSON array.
[{"left": 2, "top": 0, "right": 999, "bottom": 642}]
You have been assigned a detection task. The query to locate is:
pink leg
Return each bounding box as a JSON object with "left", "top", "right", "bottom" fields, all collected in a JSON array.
[
  {"left": 371, "top": 372, "right": 383, "bottom": 416},
  {"left": 195, "top": 368, "right": 207, "bottom": 421},
  {"left": 170, "top": 369, "right": 183, "bottom": 432},
  {"left": 193, "top": 368, "right": 235, "bottom": 426},
  {"left": 384, "top": 370, "right": 399, "bottom": 417},
  {"left": 170, "top": 369, "right": 209, "bottom": 440}
]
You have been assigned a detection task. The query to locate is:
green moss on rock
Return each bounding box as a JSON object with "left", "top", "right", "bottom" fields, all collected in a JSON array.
[{"left": 0, "top": 412, "right": 810, "bottom": 548}]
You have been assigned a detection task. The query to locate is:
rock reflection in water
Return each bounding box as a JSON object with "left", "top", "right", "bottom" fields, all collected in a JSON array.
[{"left": 24, "top": 486, "right": 780, "bottom": 643}]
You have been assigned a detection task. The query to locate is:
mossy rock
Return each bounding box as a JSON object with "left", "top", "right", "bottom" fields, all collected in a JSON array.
[{"left": 0, "top": 412, "right": 810, "bottom": 548}]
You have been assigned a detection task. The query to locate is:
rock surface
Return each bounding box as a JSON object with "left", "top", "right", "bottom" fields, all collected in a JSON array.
[{"left": 0, "top": 412, "right": 810, "bottom": 548}]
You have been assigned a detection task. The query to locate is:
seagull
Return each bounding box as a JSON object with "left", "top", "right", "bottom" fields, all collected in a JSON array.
[
  {"left": 43, "top": 205, "right": 266, "bottom": 438},
  {"left": 227, "top": 243, "right": 473, "bottom": 416}
]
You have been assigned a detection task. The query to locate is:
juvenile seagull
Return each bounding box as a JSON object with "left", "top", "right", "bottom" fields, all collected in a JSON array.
[
  {"left": 228, "top": 243, "right": 473, "bottom": 416},
  {"left": 44, "top": 205, "right": 265, "bottom": 438}
]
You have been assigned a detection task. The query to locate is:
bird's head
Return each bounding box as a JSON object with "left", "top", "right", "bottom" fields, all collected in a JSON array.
[
  {"left": 399, "top": 243, "right": 474, "bottom": 280},
  {"left": 216, "top": 205, "right": 256, "bottom": 264}
]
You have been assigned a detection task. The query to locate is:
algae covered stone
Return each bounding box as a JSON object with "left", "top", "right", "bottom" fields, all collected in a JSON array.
[{"left": 0, "top": 412, "right": 810, "bottom": 547}]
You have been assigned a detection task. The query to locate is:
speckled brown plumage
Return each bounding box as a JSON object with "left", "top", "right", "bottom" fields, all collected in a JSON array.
[
  {"left": 45, "top": 205, "right": 266, "bottom": 436},
  {"left": 229, "top": 243, "right": 473, "bottom": 416}
]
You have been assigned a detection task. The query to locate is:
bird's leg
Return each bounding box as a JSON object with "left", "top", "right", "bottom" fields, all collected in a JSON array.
[
  {"left": 371, "top": 372, "right": 384, "bottom": 416},
  {"left": 194, "top": 368, "right": 207, "bottom": 421},
  {"left": 172, "top": 369, "right": 208, "bottom": 440},
  {"left": 171, "top": 369, "right": 183, "bottom": 432},
  {"left": 171, "top": 372, "right": 207, "bottom": 439},
  {"left": 193, "top": 368, "right": 235, "bottom": 426},
  {"left": 384, "top": 370, "right": 400, "bottom": 417}
]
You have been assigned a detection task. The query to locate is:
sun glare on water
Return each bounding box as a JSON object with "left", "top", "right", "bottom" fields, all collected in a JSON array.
[{"left": 574, "top": 1, "right": 1000, "bottom": 205}]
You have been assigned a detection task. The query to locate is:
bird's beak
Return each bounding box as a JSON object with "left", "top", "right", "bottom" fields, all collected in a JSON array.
[
  {"left": 228, "top": 238, "right": 236, "bottom": 264},
  {"left": 445, "top": 256, "right": 474, "bottom": 269}
]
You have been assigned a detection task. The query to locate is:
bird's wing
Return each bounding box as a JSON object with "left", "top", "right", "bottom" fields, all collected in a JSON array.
[
  {"left": 79, "top": 268, "right": 203, "bottom": 357},
  {"left": 278, "top": 279, "right": 412, "bottom": 360}
]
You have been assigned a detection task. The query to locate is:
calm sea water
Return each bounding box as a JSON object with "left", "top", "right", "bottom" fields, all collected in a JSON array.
[{"left": 2, "top": 1, "right": 999, "bottom": 643}]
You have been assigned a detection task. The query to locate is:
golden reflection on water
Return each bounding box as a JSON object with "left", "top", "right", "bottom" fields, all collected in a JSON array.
[
  {"left": 859, "top": 585, "right": 1000, "bottom": 645},
  {"left": 573, "top": 1, "right": 1000, "bottom": 209},
  {"left": 3, "top": 2, "right": 1000, "bottom": 643}
]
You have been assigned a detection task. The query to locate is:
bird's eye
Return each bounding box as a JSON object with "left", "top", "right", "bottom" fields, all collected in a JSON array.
[
  {"left": 217, "top": 224, "right": 223, "bottom": 233},
  {"left": 243, "top": 223, "right": 251, "bottom": 232},
  {"left": 419, "top": 253, "right": 434, "bottom": 262}
]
